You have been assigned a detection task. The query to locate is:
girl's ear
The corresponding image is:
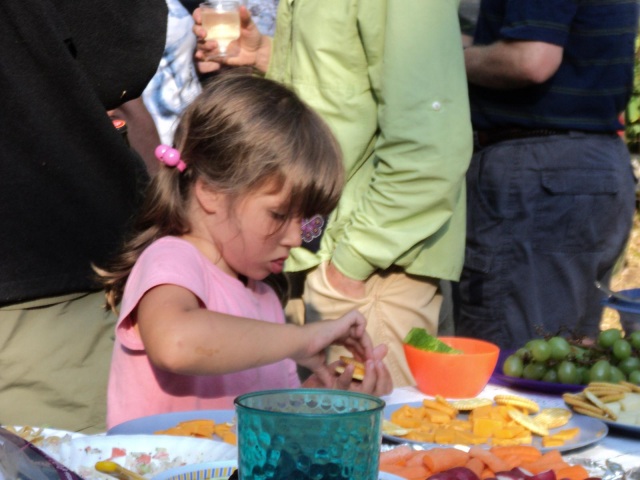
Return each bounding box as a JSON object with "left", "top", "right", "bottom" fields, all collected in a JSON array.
[{"left": 194, "top": 179, "right": 223, "bottom": 214}]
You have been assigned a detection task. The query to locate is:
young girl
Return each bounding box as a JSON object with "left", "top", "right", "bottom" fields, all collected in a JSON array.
[{"left": 98, "top": 73, "right": 391, "bottom": 429}]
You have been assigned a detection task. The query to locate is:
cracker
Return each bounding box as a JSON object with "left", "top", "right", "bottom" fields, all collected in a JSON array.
[
  {"left": 507, "top": 409, "right": 549, "bottom": 436},
  {"left": 588, "top": 381, "right": 632, "bottom": 392},
  {"left": 573, "top": 406, "right": 609, "bottom": 421},
  {"left": 336, "top": 356, "right": 365, "bottom": 381},
  {"left": 563, "top": 394, "right": 606, "bottom": 417},
  {"left": 534, "top": 408, "right": 572, "bottom": 429},
  {"left": 449, "top": 397, "right": 493, "bottom": 411},
  {"left": 598, "top": 393, "right": 626, "bottom": 403},
  {"left": 382, "top": 419, "right": 412, "bottom": 436},
  {"left": 494, "top": 394, "right": 540, "bottom": 414},
  {"left": 584, "top": 390, "right": 618, "bottom": 420},
  {"left": 620, "top": 381, "right": 640, "bottom": 393}
]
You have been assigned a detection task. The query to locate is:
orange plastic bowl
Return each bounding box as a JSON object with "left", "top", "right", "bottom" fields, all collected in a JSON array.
[{"left": 403, "top": 336, "right": 500, "bottom": 398}]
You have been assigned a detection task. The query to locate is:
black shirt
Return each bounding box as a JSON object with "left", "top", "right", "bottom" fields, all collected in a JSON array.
[{"left": 0, "top": 0, "right": 167, "bottom": 304}]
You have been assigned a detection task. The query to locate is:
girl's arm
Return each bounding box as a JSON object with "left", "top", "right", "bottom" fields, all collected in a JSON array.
[{"left": 136, "top": 283, "right": 371, "bottom": 376}]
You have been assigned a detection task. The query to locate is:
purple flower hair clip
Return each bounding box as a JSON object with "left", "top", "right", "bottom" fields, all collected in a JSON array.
[{"left": 155, "top": 144, "right": 187, "bottom": 172}]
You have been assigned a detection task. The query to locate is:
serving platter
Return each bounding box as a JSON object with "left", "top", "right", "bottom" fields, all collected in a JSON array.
[
  {"left": 383, "top": 401, "right": 608, "bottom": 453},
  {"left": 108, "top": 410, "right": 236, "bottom": 436},
  {"left": 490, "top": 350, "right": 584, "bottom": 394}
]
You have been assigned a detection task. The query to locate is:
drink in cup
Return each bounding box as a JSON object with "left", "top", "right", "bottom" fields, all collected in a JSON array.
[
  {"left": 200, "top": 0, "right": 241, "bottom": 59},
  {"left": 235, "top": 389, "right": 385, "bottom": 480}
]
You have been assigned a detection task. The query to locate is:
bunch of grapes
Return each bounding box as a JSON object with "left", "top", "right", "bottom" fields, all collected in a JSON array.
[{"left": 502, "top": 329, "right": 640, "bottom": 385}]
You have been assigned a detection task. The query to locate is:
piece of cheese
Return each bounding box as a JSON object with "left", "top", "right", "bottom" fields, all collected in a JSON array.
[
  {"left": 620, "top": 392, "right": 640, "bottom": 411},
  {"left": 616, "top": 411, "right": 638, "bottom": 425}
]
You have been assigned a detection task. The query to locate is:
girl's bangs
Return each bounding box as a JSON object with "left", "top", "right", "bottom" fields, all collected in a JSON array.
[{"left": 284, "top": 157, "right": 343, "bottom": 219}]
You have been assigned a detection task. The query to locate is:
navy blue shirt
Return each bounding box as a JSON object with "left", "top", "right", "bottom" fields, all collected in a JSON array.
[{"left": 470, "top": 0, "right": 638, "bottom": 132}]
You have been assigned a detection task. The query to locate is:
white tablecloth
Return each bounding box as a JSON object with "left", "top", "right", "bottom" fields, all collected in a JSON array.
[{"left": 382, "top": 384, "right": 640, "bottom": 471}]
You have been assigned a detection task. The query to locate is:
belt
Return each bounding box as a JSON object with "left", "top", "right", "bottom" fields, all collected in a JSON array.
[{"left": 474, "top": 128, "right": 573, "bottom": 148}]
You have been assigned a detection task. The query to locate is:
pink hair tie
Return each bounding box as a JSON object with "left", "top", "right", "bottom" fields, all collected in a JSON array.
[{"left": 155, "top": 144, "right": 187, "bottom": 172}]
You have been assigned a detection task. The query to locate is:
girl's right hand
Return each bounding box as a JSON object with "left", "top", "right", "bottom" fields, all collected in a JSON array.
[
  {"left": 303, "top": 344, "right": 393, "bottom": 397},
  {"left": 293, "top": 310, "right": 369, "bottom": 372},
  {"left": 295, "top": 309, "right": 391, "bottom": 387}
]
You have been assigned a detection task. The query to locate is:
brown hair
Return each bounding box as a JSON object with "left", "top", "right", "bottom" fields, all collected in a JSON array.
[{"left": 97, "top": 72, "right": 344, "bottom": 311}]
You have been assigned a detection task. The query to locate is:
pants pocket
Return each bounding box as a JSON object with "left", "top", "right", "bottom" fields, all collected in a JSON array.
[{"left": 533, "top": 169, "right": 618, "bottom": 253}]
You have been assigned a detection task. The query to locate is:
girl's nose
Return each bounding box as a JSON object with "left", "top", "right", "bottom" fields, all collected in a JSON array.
[{"left": 285, "top": 217, "right": 303, "bottom": 248}]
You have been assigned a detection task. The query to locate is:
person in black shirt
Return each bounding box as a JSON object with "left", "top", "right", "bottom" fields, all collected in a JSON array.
[{"left": 0, "top": 0, "right": 167, "bottom": 432}]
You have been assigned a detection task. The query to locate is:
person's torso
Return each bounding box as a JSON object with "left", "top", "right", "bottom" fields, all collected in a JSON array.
[{"left": 470, "top": 0, "right": 638, "bottom": 132}]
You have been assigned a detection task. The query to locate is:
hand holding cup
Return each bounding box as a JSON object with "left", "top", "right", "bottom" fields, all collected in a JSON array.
[{"left": 199, "top": 0, "right": 241, "bottom": 60}]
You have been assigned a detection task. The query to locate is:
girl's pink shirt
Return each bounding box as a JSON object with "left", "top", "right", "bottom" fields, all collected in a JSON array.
[{"left": 106, "top": 236, "right": 300, "bottom": 429}]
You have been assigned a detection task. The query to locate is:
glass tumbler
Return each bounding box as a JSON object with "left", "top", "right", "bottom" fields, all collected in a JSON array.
[{"left": 234, "top": 389, "right": 385, "bottom": 480}]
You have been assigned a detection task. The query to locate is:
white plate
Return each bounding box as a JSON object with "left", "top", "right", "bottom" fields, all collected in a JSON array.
[
  {"left": 153, "top": 459, "right": 237, "bottom": 480},
  {"left": 384, "top": 401, "right": 608, "bottom": 453},
  {"left": 39, "top": 434, "right": 237, "bottom": 480},
  {"left": 4, "top": 425, "right": 85, "bottom": 447},
  {"left": 601, "top": 417, "right": 640, "bottom": 435},
  {"left": 154, "top": 460, "right": 404, "bottom": 480}
]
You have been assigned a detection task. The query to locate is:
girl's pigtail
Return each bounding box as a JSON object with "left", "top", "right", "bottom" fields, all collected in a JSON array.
[{"left": 97, "top": 156, "right": 192, "bottom": 313}]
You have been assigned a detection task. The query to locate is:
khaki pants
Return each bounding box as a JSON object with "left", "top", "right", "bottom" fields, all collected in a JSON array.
[
  {"left": 0, "top": 291, "right": 115, "bottom": 433},
  {"left": 287, "top": 262, "right": 441, "bottom": 387}
]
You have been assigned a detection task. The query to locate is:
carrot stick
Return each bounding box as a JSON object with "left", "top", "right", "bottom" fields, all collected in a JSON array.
[
  {"left": 405, "top": 450, "right": 430, "bottom": 467},
  {"left": 380, "top": 444, "right": 414, "bottom": 466},
  {"left": 464, "top": 457, "right": 485, "bottom": 478},
  {"left": 422, "top": 447, "right": 470, "bottom": 473},
  {"left": 500, "top": 454, "right": 523, "bottom": 470},
  {"left": 468, "top": 446, "right": 509, "bottom": 473},
  {"left": 490, "top": 445, "right": 542, "bottom": 464},
  {"left": 520, "top": 450, "right": 566, "bottom": 474},
  {"left": 481, "top": 467, "right": 496, "bottom": 479},
  {"left": 379, "top": 463, "right": 412, "bottom": 475},
  {"left": 555, "top": 464, "right": 590, "bottom": 480},
  {"left": 388, "top": 465, "right": 432, "bottom": 479}
]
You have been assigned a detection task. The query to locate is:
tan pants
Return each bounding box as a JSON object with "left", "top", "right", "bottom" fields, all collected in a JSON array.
[
  {"left": 0, "top": 291, "right": 115, "bottom": 433},
  {"left": 287, "top": 263, "right": 441, "bottom": 387}
]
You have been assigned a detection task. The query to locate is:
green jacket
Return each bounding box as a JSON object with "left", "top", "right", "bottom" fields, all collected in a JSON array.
[{"left": 268, "top": 0, "right": 473, "bottom": 281}]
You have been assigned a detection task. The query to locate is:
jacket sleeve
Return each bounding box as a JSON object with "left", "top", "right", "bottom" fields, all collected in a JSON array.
[{"left": 330, "top": 0, "right": 474, "bottom": 280}]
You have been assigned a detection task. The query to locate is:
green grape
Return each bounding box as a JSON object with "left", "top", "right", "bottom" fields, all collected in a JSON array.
[
  {"left": 570, "top": 345, "right": 590, "bottom": 362},
  {"left": 629, "top": 369, "right": 640, "bottom": 385},
  {"left": 542, "top": 369, "right": 559, "bottom": 383},
  {"left": 515, "top": 347, "right": 530, "bottom": 359},
  {"left": 629, "top": 331, "right": 640, "bottom": 349},
  {"left": 590, "top": 359, "right": 612, "bottom": 382},
  {"left": 557, "top": 360, "right": 579, "bottom": 385},
  {"left": 548, "top": 336, "right": 571, "bottom": 361},
  {"left": 503, "top": 355, "right": 524, "bottom": 378},
  {"left": 612, "top": 339, "right": 632, "bottom": 361},
  {"left": 523, "top": 362, "right": 547, "bottom": 381},
  {"left": 598, "top": 328, "right": 622, "bottom": 348},
  {"left": 609, "top": 365, "right": 626, "bottom": 383},
  {"left": 529, "top": 339, "right": 551, "bottom": 362},
  {"left": 576, "top": 366, "right": 590, "bottom": 385},
  {"left": 617, "top": 356, "right": 640, "bottom": 375}
]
